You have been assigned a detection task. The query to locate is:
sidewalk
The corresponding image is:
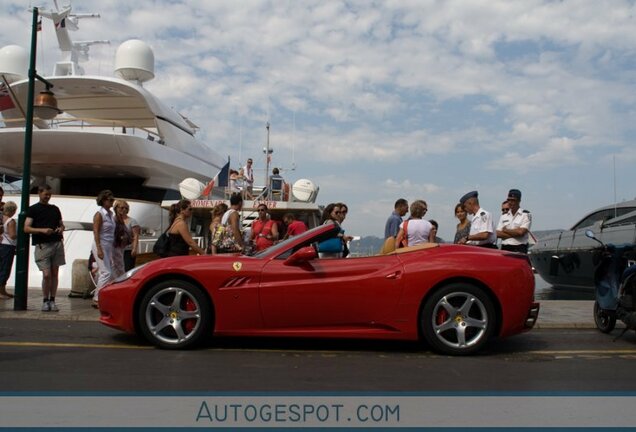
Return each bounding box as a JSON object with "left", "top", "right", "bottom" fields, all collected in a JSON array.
[
  {"left": 0, "top": 289, "right": 99, "bottom": 321},
  {"left": 0, "top": 289, "right": 595, "bottom": 328}
]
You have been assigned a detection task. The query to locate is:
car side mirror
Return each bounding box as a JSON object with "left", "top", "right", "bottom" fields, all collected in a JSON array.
[{"left": 284, "top": 246, "right": 317, "bottom": 265}]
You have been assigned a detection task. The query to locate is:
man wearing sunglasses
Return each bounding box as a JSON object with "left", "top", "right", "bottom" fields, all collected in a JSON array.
[{"left": 496, "top": 189, "right": 532, "bottom": 253}]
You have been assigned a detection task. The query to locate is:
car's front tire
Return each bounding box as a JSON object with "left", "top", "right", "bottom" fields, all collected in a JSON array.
[
  {"left": 421, "top": 283, "right": 495, "bottom": 355},
  {"left": 138, "top": 280, "right": 212, "bottom": 349}
]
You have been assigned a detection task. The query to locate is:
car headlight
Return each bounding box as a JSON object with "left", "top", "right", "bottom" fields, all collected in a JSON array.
[{"left": 112, "top": 263, "right": 148, "bottom": 284}]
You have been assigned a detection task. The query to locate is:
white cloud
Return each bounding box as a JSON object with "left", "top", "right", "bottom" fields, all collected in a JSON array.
[{"left": 3, "top": 0, "right": 636, "bottom": 238}]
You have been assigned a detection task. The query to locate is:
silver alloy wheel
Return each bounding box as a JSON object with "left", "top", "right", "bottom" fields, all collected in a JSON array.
[
  {"left": 430, "top": 291, "right": 488, "bottom": 349},
  {"left": 144, "top": 286, "right": 202, "bottom": 346}
]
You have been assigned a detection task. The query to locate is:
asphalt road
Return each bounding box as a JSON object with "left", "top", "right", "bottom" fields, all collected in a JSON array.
[{"left": 1, "top": 319, "right": 636, "bottom": 392}]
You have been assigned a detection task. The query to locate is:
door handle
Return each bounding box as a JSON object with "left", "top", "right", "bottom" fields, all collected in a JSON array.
[{"left": 385, "top": 271, "right": 401, "bottom": 279}]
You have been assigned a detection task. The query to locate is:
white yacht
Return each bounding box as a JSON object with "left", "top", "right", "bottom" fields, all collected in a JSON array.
[{"left": 0, "top": 4, "right": 225, "bottom": 291}]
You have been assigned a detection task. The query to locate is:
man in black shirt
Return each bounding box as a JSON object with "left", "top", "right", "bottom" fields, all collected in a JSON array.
[{"left": 24, "top": 184, "right": 65, "bottom": 312}]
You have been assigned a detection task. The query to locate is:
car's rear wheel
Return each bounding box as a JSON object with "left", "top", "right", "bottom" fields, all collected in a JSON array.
[
  {"left": 421, "top": 283, "right": 495, "bottom": 355},
  {"left": 138, "top": 280, "right": 212, "bottom": 349},
  {"left": 593, "top": 301, "right": 616, "bottom": 333}
]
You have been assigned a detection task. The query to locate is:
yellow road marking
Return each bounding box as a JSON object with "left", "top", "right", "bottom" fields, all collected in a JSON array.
[
  {"left": 0, "top": 341, "right": 151, "bottom": 350},
  {"left": 525, "top": 349, "right": 636, "bottom": 355},
  {"left": 2, "top": 341, "right": 636, "bottom": 356}
]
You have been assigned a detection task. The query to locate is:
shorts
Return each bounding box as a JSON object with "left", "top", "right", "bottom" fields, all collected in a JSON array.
[{"left": 34, "top": 241, "right": 66, "bottom": 270}]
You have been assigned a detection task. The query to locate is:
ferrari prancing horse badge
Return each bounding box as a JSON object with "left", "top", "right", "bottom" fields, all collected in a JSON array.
[{"left": 232, "top": 262, "right": 242, "bottom": 271}]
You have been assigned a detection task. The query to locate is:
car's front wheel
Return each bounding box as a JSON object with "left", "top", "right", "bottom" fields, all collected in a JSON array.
[
  {"left": 138, "top": 280, "right": 212, "bottom": 349},
  {"left": 421, "top": 283, "right": 495, "bottom": 355}
]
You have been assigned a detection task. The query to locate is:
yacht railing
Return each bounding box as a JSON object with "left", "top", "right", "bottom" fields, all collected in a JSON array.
[
  {"left": 1, "top": 116, "right": 163, "bottom": 142},
  {"left": 137, "top": 236, "right": 205, "bottom": 254}
]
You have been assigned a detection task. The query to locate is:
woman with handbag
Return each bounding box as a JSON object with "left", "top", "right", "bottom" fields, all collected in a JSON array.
[
  {"left": 215, "top": 193, "right": 245, "bottom": 254},
  {"left": 317, "top": 203, "right": 345, "bottom": 258},
  {"left": 395, "top": 200, "right": 435, "bottom": 248},
  {"left": 0, "top": 201, "right": 17, "bottom": 299},
  {"left": 208, "top": 203, "right": 228, "bottom": 254},
  {"left": 112, "top": 200, "right": 140, "bottom": 276},
  {"left": 165, "top": 199, "right": 206, "bottom": 257}
]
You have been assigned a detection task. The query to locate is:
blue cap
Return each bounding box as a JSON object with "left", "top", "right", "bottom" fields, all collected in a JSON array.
[
  {"left": 508, "top": 189, "right": 522, "bottom": 200},
  {"left": 459, "top": 191, "right": 478, "bottom": 205}
]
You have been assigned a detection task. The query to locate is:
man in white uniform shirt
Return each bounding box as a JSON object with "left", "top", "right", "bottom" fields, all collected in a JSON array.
[
  {"left": 458, "top": 191, "right": 497, "bottom": 248},
  {"left": 497, "top": 188, "right": 532, "bottom": 253}
]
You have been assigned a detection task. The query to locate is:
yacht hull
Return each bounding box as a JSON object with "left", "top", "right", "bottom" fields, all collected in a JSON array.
[
  {"left": 530, "top": 223, "right": 636, "bottom": 290},
  {"left": 4, "top": 194, "right": 168, "bottom": 292},
  {"left": 0, "top": 129, "right": 221, "bottom": 191}
]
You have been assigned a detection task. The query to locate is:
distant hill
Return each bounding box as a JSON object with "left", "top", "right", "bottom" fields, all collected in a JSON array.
[
  {"left": 349, "top": 236, "right": 384, "bottom": 256},
  {"left": 349, "top": 231, "right": 562, "bottom": 256}
]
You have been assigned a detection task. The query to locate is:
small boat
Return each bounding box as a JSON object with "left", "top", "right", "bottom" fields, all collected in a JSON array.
[
  {"left": 529, "top": 200, "right": 636, "bottom": 290},
  {"left": 135, "top": 178, "right": 323, "bottom": 263}
]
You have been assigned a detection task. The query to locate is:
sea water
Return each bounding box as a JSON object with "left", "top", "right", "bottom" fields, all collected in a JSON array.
[{"left": 534, "top": 274, "right": 594, "bottom": 300}]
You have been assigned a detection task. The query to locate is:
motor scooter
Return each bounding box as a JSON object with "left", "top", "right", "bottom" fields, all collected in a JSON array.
[{"left": 586, "top": 230, "right": 636, "bottom": 338}]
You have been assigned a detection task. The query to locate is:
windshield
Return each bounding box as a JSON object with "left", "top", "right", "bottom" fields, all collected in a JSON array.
[
  {"left": 572, "top": 207, "right": 636, "bottom": 230},
  {"left": 250, "top": 224, "right": 330, "bottom": 258}
]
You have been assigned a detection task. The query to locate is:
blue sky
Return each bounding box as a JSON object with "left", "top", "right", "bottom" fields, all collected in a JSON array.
[{"left": 3, "top": 0, "right": 636, "bottom": 241}]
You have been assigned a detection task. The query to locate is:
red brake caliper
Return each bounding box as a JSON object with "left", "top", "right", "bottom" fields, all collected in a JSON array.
[
  {"left": 436, "top": 308, "right": 449, "bottom": 326},
  {"left": 183, "top": 297, "right": 197, "bottom": 333}
]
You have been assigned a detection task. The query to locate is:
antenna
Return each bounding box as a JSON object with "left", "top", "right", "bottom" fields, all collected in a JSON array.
[
  {"left": 39, "top": 4, "right": 109, "bottom": 76},
  {"left": 613, "top": 154, "right": 617, "bottom": 218},
  {"left": 291, "top": 111, "right": 296, "bottom": 171},
  {"left": 263, "top": 122, "right": 272, "bottom": 186}
]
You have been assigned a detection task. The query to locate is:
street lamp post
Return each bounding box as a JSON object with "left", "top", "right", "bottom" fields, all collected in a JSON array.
[{"left": 13, "top": 7, "right": 59, "bottom": 310}]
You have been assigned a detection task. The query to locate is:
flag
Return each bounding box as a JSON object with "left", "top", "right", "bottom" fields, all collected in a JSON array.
[
  {"left": 0, "top": 83, "right": 16, "bottom": 112},
  {"left": 201, "top": 158, "right": 230, "bottom": 197},
  {"left": 37, "top": 19, "right": 42, "bottom": 31}
]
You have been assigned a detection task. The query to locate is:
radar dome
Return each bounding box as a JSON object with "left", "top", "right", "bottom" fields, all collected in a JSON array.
[
  {"left": 179, "top": 178, "right": 206, "bottom": 199},
  {"left": 292, "top": 179, "right": 319, "bottom": 203},
  {"left": 0, "top": 45, "right": 28, "bottom": 83},
  {"left": 114, "top": 39, "right": 155, "bottom": 83}
]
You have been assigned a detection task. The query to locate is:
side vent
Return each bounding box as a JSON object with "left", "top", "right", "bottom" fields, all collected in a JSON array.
[{"left": 220, "top": 276, "right": 253, "bottom": 288}]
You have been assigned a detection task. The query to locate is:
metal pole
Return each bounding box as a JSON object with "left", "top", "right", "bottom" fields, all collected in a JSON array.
[
  {"left": 13, "top": 7, "right": 39, "bottom": 310},
  {"left": 264, "top": 122, "right": 270, "bottom": 187}
]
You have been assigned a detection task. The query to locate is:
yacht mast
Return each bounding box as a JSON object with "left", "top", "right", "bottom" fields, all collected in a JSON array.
[{"left": 264, "top": 122, "right": 271, "bottom": 187}]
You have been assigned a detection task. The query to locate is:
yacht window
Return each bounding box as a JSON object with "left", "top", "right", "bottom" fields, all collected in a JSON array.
[{"left": 572, "top": 207, "right": 636, "bottom": 230}]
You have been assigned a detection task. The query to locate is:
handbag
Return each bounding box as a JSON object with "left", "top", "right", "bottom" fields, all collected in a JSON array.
[
  {"left": 395, "top": 220, "right": 410, "bottom": 248},
  {"left": 212, "top": 224, "right": 239, "bottom": 253},
  {"left": 113, "top": 220, "right": 132, "bottom": 248},
  {"left": 152, "top": 229, "right": 171, "bottom": 257}
]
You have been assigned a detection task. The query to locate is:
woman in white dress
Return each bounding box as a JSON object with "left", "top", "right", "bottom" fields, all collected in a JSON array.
[{"left": 91, "top": 190, "right": 116, "bottom": 305}]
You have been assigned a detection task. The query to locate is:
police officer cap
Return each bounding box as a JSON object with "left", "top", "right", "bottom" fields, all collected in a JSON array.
[
  {"left": 459, "top": 191, "right": 478, "bottom": 205},
  {"left": 508, "top": 189, "right": 522, "bottom": 200}
]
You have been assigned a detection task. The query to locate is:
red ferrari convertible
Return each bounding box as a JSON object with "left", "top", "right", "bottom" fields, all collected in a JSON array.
[{"left": 99, "top": 223, "right": 539, "bottom": 355}]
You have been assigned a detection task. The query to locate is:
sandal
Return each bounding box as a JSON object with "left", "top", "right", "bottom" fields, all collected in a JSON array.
[{"left": 91, "top": 300, "right": 99, "bottom": 309}]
